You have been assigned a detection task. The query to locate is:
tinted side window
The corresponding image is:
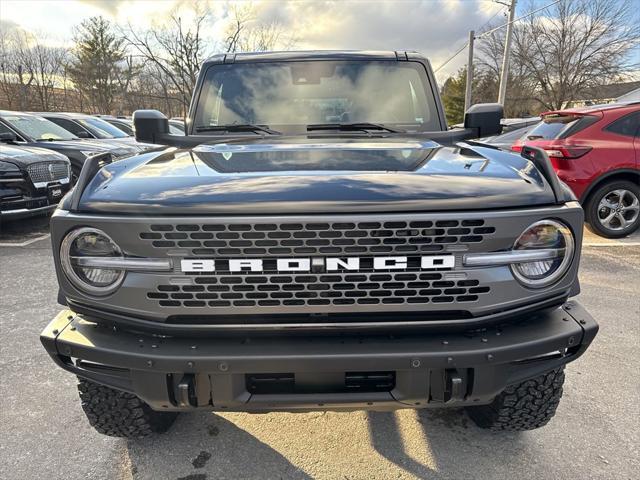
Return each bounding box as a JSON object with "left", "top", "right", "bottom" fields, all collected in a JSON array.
[
  {"left": 48, "top": 117, "right": 87, "bottom": 137},
  {"left": 0, "top": 121, "right": 24, "bottom": 141},
  {"left": 605, "top": 112, "right": 640, "bottom": 137}
]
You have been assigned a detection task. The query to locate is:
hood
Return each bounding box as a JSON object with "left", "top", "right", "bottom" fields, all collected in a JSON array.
[
  {"left": 76, "top": 136, "right": 556, "bottom": 214},
  {"left": 0, "top": 144, "right": 69, "bottom": 167},
  {"left": 88, "top": 136, "right": 157, "bottom": 152},
  {"left": 28, "top": 139, "right": 138, "bottom": 159}
]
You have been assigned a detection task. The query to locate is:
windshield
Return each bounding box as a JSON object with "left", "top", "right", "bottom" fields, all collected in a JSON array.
[
  {"left": 2, "top": 115, "right": 78, "bottom": 141},
  {"left": 109, "top": 120, "right": 134, "bottom": 136},
  {"left": 194, "top": 60, "right": 440, "bottom": 132},
  {"left": 168, "top": 124, "right": 183, "bottom": 135},
  {"left": 79, "top": 117, "right": 129, "bottom": 138}
]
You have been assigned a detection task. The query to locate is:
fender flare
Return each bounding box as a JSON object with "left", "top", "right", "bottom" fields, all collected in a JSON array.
[{"left": 579, "top": 168, "right": 640, "bottom": 204}]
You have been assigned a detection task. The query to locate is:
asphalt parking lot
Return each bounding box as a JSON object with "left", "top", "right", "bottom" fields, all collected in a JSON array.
[{"left": 1, "top": 216, "right": 638, "bottom": 480}]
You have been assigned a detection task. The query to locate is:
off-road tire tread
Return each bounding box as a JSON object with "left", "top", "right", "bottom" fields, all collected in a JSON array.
[
  {"left": 585, "top": 180, "right": 640, "bottom": 238},
  {"left": 77, "top": 378, "right": 177, "bottom": 438},
  {"left": 466, "top": 367, "right": 565, "bottom": 431}
]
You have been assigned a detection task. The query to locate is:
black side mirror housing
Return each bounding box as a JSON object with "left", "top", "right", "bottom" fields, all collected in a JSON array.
[
  {"left": 464, "top": 103, "right": 504, "bottom": 138},
  {"left": 76, "top": 130, "right": 91, "bottom": 139},
  {"left": 0, "top": 132, "right": 17, "bottom": 143},
  {"left": 133, "top": 110, "right": 171, "bottom": 144}
]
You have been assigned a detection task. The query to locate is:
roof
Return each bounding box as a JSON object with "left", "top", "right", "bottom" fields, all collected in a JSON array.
[
  {"left": 0, "top": 110, "right": 38, "bottom": 117},
  {"left": 32, "top": 112, "right": 90, "bottom": 119},
  {"left": 542, "top": 101, "right": 640, "bottom": 116},
  {"left": 572, "top": 81, "right": 640, "bottom": 102},
  {"left": 203, "top": 50, "right": 422, "bottom": 66},
  {"left": 617, "top": 87, "right": 640, "bottom": 102}
]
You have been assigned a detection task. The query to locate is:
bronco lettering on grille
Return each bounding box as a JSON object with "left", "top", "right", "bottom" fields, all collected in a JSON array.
[{"left": 181, "top": 255, "right": 455, "bottom": 273}]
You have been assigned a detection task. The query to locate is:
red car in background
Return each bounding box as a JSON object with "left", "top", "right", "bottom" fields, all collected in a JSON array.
[{"left": 512, "top": 102, "right": 639, "bottom": 238}]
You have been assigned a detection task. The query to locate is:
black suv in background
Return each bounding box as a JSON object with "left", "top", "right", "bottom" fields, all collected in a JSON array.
[
  {"left": 0, "top": 143, "right": 71, "bottom": 222},
  {"left": 101, "top": 116, "right": 185, "bottom": 136},
  {"left": 36, "top": 112, "right": 154, "bottom": 151},
  {"left": 0, "top": 111, "right": 139, "bottom": 180}
]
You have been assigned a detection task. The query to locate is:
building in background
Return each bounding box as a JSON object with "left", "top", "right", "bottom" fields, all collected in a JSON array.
[{"left": 567, "top": 81, "right": 640, "bottom": 108}]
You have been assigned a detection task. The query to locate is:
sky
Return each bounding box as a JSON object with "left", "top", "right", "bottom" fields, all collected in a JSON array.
[{"left": 0, "top": 0, "right": 519, "bottom": 81}]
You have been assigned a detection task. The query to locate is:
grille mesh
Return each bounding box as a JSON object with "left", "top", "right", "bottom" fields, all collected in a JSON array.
[
  {"left": 140, "top": 220, "right": 496, "bottom": 257},
  {"left": 26, "top": 162, "right": 69, "bottom": 183},
  {"left": 148, "top": 272, "right": 491, "bottom": 309}
]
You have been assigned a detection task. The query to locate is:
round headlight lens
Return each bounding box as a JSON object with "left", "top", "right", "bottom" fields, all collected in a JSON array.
[
  {"left": 511, "top": 220, "right": 575, "bottom": 288},
  {"left": 60, "top": 228, "right": 125, "bottom": 295}
]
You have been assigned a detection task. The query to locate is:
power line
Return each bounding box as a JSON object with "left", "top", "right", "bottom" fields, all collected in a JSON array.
[
  {"left": 434, "top": 3, "right": 506, "bottom": 73},
  {"left": 434, "top": 42, "right": 469, "bottom": 73},
  {"left": 434, "top": 0, "right": 562, "bottom": 73},
  {"left": 476, "top": 0, "right": 562, "bottom": 39}
]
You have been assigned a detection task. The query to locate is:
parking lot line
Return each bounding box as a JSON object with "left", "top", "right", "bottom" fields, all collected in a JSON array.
[
  {"left": 583, "top": 241, "right": 640, "bottom": 247},
  {"left": 0, "top": 233, "right": 50, "bottom": 247}
]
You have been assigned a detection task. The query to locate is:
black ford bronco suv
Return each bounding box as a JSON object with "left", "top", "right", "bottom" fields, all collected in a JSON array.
[{"left": 41, "top": 51, "right": 598, "bottom": 437}]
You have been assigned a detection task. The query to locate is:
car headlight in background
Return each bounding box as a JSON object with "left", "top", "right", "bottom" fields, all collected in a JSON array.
[
  {"left": 0, "top": 160, "right": 21, "bottom": 177},
  {"left": 510, "top": 220, "right": 575, "bottom": 288},
  {"left": 463, "top": 219, "right": 575, "bottom": 288},
  {"left": 60, "top": 228, "right": 125, "bottom": 295}
]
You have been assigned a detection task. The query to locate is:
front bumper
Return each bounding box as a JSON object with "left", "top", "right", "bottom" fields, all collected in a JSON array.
[
  {"left": 40, "top": 301, "right": 597, "bottom": 412},
  {"left": 1, "top": 182, "right": 71, "bottom": 221},
  {"left": 0, "top": 202, "right": 58, "bottom": 220}
]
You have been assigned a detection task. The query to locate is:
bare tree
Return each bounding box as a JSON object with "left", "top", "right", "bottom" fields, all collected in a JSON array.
[
  {"left": 476, "top": 26, "right": 540, "bottom": 116},
  {"left": 0, "top": 28, "right": 35, "bottom": 110},
  {"left": 30, "top": 43, "right": 69, "bottom": 110},
  {"left": 478, "top": 0, "right": 640, "bottom": 111},
  {"left": 0, "top": 26, "right": 70, "bottom": 111},
  {"left": 224, "top": 4, "right": 296, "bottom": 53},
  {"left": 122, "top": 7, "right": 212, "bottom": 113}
]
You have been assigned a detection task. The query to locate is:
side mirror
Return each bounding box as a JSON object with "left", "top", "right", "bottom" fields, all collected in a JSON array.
[
  {"left": 0, "top": 132, "right": 17, "bottom": 143},
  {"left": 464, "top": 103, "right": 504, "bottom": 138},
  {"left": 76, "top": 130, "right": 90, "bottom": 139},
  {"left": 133, "top": 110, "right": 171, "bottom": 144}
]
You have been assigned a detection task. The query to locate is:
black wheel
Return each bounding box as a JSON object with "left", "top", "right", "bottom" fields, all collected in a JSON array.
[
  {"left": 77, "top": 378, "right": 178, "bottom": 438},
  {"left": 466, "top": 367, "right": 565, "bottom": 431},
  {"left": 585, "top": 180, "right": 640, "bottom": 238}
]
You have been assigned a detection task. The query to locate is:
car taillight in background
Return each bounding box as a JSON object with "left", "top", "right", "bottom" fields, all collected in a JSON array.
[
  {"left": 541, "top": 146, "right": 592, "bottom": 159},
  {"left": 511, "top": 144, "right": 592, "bottom": 160}
]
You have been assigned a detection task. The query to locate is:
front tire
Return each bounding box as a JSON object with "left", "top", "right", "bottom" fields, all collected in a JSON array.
[
  {"left": 466, "top": 367, "right": 565, "bottom": 431},
  {"left": 77, "top": 378, "right": 178, "bottom": 438},
  {"left": 585, "top": 180, "right": 640, "bottom": 238}
]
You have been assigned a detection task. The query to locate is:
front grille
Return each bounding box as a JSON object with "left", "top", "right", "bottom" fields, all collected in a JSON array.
[
  {"left": 58, "top": 208, "right": 581, "bottom": 324},
  {"left": 147, "top": 271, "right": 491, "bottom": 309},
  {"left": 140, "top": 219, "right": 496, "bottom": 257},
  {"left": 26, "top": 162, "right": 69, "bottom": 183}
]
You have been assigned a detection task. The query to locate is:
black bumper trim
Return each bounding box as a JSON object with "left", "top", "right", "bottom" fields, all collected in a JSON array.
[
  {"left": 41, "top": 301, "right": 597, "bottom": 411},
  {"left": 65, "top": 293, "right": 571, "bottom": 335}
]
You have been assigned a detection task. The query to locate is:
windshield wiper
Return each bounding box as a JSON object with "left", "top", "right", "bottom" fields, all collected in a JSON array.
[
  {"left": 307, "top": 122, "right": 405, "bottom": 134},
  {"left": 195, "top": 124, "right": 281, "bottom": 135}
]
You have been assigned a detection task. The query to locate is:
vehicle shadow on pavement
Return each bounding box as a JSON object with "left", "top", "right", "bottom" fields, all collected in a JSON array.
[
  {"left": 0, "top": 214, "right": 50, "bottom": 242},
  {"left": 367, "top": 411, "right": 438, "bottom": 478},
  {"left": 368, "top": 409, "right": 529, "bottom": 479},
  {"left": 126, "top": 411, "right": 312, "bottom": 480}
]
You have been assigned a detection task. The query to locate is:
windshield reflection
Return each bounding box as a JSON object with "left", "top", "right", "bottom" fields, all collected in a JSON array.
[{"left": 194, "top": 61, "right": 440, "bottom": 131}]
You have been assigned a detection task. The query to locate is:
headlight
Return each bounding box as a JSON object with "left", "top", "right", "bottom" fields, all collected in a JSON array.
[
  {"left": 0, "top": 160, "right": 20, "bottom": 176},
  {"left": 60, "top": 228, "right": 125, "bottom": 295},
  {"left": 80, "top": 150, "right": 98, "bottom": 158},
  {"left": 511, "top": 219, "right": 575, "bottom": 288}
]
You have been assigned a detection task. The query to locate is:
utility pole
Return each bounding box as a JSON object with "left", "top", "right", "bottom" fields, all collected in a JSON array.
[
  {"left": 498, "top": 0, "right": 517, "bottom": 106},
  {"left": 464, "top": 30, "right": 475, "bottom": 113}
]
